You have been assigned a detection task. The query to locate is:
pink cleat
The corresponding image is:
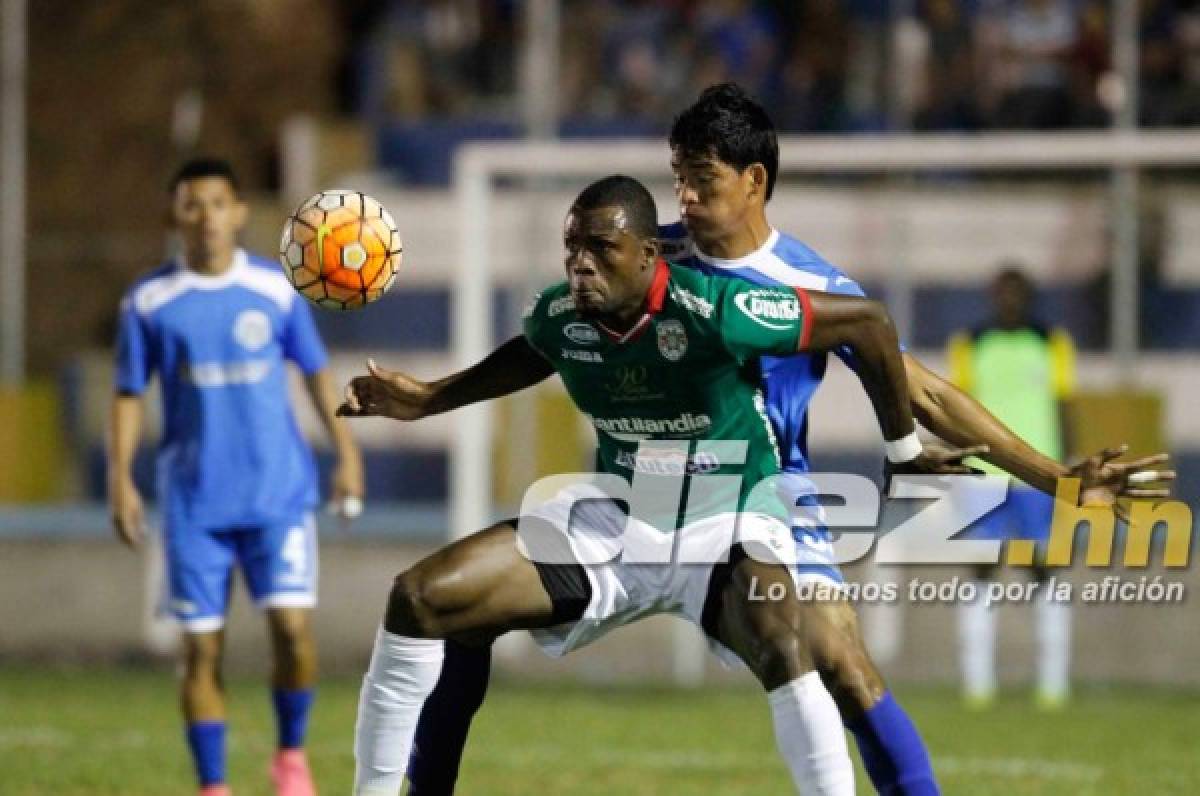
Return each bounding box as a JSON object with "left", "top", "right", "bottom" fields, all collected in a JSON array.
[
  {"left": 199, "top": 786, "right": 232, "bottom": 796},
  {"left": 271, "top": 748, "right": 317, "bottom": 796}
]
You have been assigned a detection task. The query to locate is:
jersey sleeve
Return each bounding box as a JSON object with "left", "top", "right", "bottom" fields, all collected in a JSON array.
[
  {"left": 521, "top": 293, "right": 544, "bottom": 355},
  {"left": 946, "top": 332, "right": 975, "bottom": 393},
  {"left": 711, "top": 279, "right": 812, "bottom": 361},
  {"left": 1048, "top": 328, "right": 1076, "bottom": 399},
  {"left": 114, "top": 296, "right": 154, "bottom": 395},
  {"left": 282, "top": 297, "right": 329, "bottom": 375}
]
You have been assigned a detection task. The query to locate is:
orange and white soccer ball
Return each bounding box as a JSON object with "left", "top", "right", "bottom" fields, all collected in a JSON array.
[{"left": 279, "top": 190, "right": 402, "bottom": 310}]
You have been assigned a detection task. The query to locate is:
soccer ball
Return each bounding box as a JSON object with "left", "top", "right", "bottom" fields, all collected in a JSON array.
[{"left": 279, "top": 190, "right": 402, "bottom": 310}]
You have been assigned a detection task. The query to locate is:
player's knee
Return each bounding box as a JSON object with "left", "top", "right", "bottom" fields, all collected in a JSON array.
[
  {"left": 384, "top": 570, "right": 445, "bottom": 638},
  {"left": 744, "top": 608, "right": 814, "bottom": 689},
  {"left": 810, "top": 624, "right": 884, "bottom": 712},
  {"left": 270, "top": 618, "right": 315, "bottom": 666},
  {"left": 182, "top": 635, "right": 223, "bottom": 678}
]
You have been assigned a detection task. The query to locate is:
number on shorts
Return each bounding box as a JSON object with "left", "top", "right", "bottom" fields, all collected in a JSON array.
[{"left": 281, "top": 526, "right": 308, "bottom": 576}]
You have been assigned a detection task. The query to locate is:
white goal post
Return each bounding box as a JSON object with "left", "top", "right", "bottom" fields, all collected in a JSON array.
[{"left": 450, "top": 131, "right": 1200, "bottom": 537}]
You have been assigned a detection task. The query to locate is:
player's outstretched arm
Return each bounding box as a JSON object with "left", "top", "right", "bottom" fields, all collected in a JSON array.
[
  {"left": 903, "top": 354, "right": 1174, "bottom": 503},
  {"left": 304, "top": 369, "right": 366, "bottom": 519},
  {"left": 804, "top": 293, "right": 917, "bottom": 447},
  {"left": 107, "top": 394, "right": 146, "bottom": 548},
  {"left": 803, "top": 292, "right": 987, "bottom": 474},
  {"left": 338, "top": 335, "right": 554, "bottom": 421}
]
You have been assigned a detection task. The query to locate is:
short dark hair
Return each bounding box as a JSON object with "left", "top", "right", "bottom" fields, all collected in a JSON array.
[
  {"left": 571, "top": 175, "right": 658, "bottom": 240},
  {"left": 169, "top": 157, "right": 240, "bottom": 195},
  {"left": 994, "top": 262, "right": 1032, "bottom": 292},
  {"left": 669, "top": 82, "right": 779, "bottom": 200}
]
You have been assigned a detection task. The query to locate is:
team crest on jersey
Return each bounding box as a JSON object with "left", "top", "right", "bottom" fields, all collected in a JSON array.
[
  {"left": 547, "top": 295, "right": 576, "bottom": 317},
  {"left": 233, "top": 310, "right": 271, "bottom": 352},
  {"left": 656, "top": 319, "right": 688, "bottom": 361},
  {"left": 563, "top": 322, "right": 600, "bottom": 345}
]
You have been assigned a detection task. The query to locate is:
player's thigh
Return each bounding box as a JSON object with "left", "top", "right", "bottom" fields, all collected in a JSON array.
[
  {"left": 240, "top": 513, "right": 318, "bottom": 611},
  {"left": 385, "top": 521, "right": 557, "bottom": 639},
  {"left": 706, "top": 549, "right": 816, "bottom": 689},
  {"left": 163, "top": 516, "right": 238, "bottom": 632}
]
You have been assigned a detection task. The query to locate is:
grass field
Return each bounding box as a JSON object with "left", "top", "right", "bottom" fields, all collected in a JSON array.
[{"left": 1, "top": 666, "right": 1197, "bottom": 795}]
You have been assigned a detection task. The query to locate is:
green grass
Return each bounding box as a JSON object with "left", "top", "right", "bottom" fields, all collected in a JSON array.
[{"left": 0, "top": 666, "right": 1197, "bottom": 794}]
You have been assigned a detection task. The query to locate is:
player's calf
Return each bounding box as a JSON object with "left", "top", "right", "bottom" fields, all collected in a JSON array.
[
  {"left": 802, "top": 603, "right": 940, "bottom": 796},
  {"left": 182, "top": 631, "right": 230, "bottom": 793}
]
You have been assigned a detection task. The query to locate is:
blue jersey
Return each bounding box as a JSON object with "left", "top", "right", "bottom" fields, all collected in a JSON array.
[
  {"left": 660, "top": 223, "right": 866, "bottom": 475},
  {"left": 115, "top": 249, "right": 327, "bottom": 527}
]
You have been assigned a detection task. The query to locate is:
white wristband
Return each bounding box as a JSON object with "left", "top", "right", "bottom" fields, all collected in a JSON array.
[{"left": 885, "top": 432, "right": 923, "bottom": 464}]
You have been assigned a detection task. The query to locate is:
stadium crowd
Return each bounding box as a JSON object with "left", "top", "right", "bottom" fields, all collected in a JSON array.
[{"left": 354, "top": 0, "right": 1200, "bottom": 132}]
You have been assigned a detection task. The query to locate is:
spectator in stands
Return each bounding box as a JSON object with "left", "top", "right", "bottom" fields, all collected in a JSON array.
[
  {"left": 913, "top": 0, "right": 983, "bottom": 130},
  {"left": 989, "top": 0, "right": 1080, "bottom": 128},
  {"left": 771, "top": 0, "right": 850, "bottom": 131}
]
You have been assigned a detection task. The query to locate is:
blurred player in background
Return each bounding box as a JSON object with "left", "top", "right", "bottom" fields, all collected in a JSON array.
[
  {"left": 401, "top": 84, "right": 1172, "bottom": 795},
  {"left": 108, "top": 158, "right": 364, "bottom": 796},
  {"left": 949, "top": 265, "right": 1076, "bottom": 709}
]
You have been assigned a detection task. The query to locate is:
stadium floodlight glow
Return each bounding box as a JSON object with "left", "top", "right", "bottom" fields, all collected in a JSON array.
[{"left": 450, "top": 131, "right": 1200, "bottom": 539}]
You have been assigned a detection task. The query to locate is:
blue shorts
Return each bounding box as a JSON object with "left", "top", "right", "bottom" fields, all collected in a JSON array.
[
  {"left": 163, "top": 511, "right": 318, "bottom": 633},
  {"left": 961, "top": 485, "right": 1054, "bottom": 542},
  {"left": 780, "top": 473, "right": 845, "bottom": 585}
]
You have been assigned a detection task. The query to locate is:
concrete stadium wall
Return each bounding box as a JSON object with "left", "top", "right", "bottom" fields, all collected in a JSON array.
[{"left": 2, "top": 539, "right": 1195, "bottom": 688}]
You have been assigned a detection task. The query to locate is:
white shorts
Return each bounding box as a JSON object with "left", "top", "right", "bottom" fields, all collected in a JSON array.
[{"left": 516, "top": 483, "right": 819, "bottom": 666}]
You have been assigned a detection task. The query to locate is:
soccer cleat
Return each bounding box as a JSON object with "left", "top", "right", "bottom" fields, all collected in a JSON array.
[
  {"left": 199, "top": 786, "right": 232, "bottom": 796},
  {"left": 1034, "top": 689, "right": 1068, "bottom": 712},
  {"left": 271, "top": 748, "right": 317, "bottom": 796},
  {"left": 963, "top": 691, "right": 996, "bottom": 711}
]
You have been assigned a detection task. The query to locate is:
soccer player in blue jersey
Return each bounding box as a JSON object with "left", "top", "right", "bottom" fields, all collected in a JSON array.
[
  {"left": 108, "top": 158, "right": 365, "bottom": 796},
  {"left": 389, "top": 85, "right": 1172, "bottom": 794}
]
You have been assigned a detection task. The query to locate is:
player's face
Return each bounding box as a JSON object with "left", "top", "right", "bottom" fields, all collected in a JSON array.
[
  {"left": 563, "top": 206, "right": 654, "bottom": 317},
  {"left": 671, "top": 149, "right": 765, "bottom": 245},
  {"left": 993, "top": 276, "right": 1031, "bottom": 326},
  {"left": 171, "top": 176, "right": 247, "bottom": 259}
]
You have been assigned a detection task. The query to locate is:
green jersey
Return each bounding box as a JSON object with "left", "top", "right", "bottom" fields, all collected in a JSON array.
[
  {"left": 947, "top": 323, "right": 1075, "bottom": 479},
  {"left": 522, "top": 260, "right": 813, "bottom": 528}
]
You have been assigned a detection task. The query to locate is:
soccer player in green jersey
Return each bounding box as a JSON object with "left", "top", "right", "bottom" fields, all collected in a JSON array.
[
  {"left": 340, "top": 176, "right": 976, "bottom": 795},
  {"left": 398, "top": 83, "right": 1176, "bottom": 796}
]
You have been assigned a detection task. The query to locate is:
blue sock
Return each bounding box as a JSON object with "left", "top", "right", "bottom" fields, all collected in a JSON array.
[
  {"left": 407, "top": 640, "right": 492, "bottom": 796},
  {"left": 845, "top": 692, "right": 939, "bottom": 795},
  {"left": 186, "top": 720, "right": 227, "bottom": 787},
  {"left": 271, "top": 688, "right": 315, "bottom": 750}
]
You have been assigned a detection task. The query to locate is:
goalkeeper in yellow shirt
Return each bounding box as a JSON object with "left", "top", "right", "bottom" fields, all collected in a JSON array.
[{"left": 948, "top": 265, "right": 1076, "bottom": 709}]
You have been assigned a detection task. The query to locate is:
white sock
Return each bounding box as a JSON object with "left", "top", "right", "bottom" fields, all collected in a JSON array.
[
  {"left": 958, "top": 584, "right": 996, "bottom": 699},
  {"left": 768, "top": 672, "right": 856, "bottom": 795},
  {"left": 1035, "top": 595, "right": 1070, "bottom": 699},
  {"left": 353, "top": 627, "right": 445, "bottom": 796}
]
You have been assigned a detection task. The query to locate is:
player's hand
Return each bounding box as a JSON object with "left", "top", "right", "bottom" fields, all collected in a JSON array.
[
  {"left": 888, "top": 441, "right": 990, "bottom": 477},
  {"left": 1070, "top": 445, "right": 1175, "bottom": 514},
  {"left": 337, "top": 359, "right": 433, "bottom": 421},
  {"left": 109, "top": 475, "right": 146, "bottom": 548},
  {"left": 328, "top": 449, "right": 365, "bottom": 528}
]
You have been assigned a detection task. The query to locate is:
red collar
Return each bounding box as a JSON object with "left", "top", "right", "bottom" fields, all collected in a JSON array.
[
  {"left": 595, "top": 259, "right": 670, "bottom": 344},
  {"left": 645, "top": 257, "right": 670, "bottom": 313}
]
